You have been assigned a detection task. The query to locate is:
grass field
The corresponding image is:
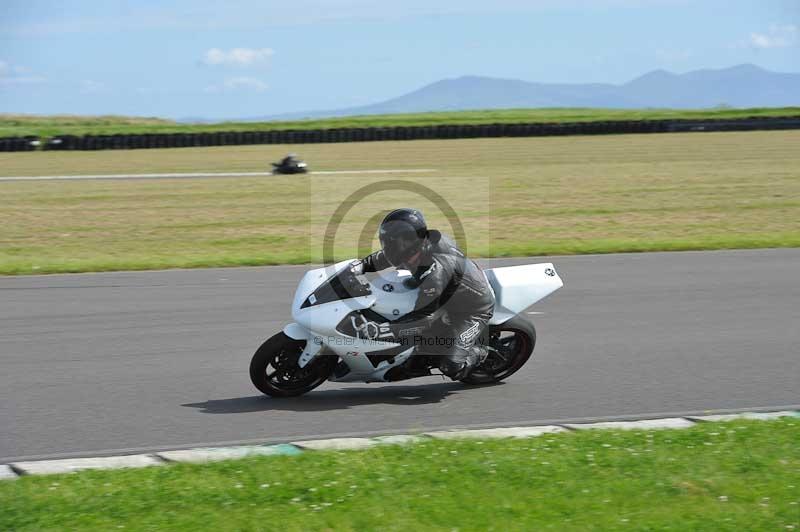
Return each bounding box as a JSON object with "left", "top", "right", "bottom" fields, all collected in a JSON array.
[
  {"left": 1, "top": 419, "right": 798, "bottom": 531},
  {"left": 1, "top": 130, "right": 799, "bottom": 275},
  {"left": 2, "top": 107, "right": 800, "bottom": 137}
]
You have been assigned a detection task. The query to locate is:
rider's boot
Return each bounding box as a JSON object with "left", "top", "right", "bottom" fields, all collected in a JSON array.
[
  {"left": 439, "top": 345, "right": 487, "bottom": 381},
  {"left": 474, "top": 344, "right": 489, "bottom": 366}
]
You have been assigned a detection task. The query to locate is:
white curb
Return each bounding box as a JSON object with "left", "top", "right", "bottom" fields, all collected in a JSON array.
[
  {"left": 0, "top": 464, "right": 18, "bottom": 480},
  {"left": 425, "top": 425, "right": 565, "bottom": 440},
  {"left": 10, "top": 454, "right": 164, "bottom": 476},
  {"left": 291, "top": 437, "right": 378, "bottom": 451},
  {"left": 372, "top": 434, "right": 428, "bottom": 445},
  {"left": 563, "top": 417, "right": 695, "bottom": 431},
  {"left": 686, "top": 411, "right": 800, "bottom": 422},
  {"left": 3, "top": 410, "right": 796, "bottom": 478},
  {"left": 157, "top": 444, "right": 299, "bottom": 464}
]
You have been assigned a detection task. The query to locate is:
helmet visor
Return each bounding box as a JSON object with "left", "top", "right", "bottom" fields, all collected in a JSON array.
[{"left": 380, "top": 229, "right": 423, "bottom": 268}]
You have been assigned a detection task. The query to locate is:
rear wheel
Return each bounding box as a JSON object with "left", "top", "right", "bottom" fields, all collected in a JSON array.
[
  {"left": 460, "top": 315, "right": 536, "bottom": 384},
  {"left": 250, "top": 332, "right": 337, "bottom": 397}
]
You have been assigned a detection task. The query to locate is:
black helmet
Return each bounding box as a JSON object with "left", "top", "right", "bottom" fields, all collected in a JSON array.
[{"left": 379, "top": 208, "right": 428, "bottom": 268}]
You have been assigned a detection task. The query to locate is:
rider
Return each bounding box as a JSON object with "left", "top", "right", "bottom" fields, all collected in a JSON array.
[
  {"left": 279, "top": 153, "right": 298, "bottom": 168},
  {"left": 352, "top": 208, "right": 495, "bottom": 380}
]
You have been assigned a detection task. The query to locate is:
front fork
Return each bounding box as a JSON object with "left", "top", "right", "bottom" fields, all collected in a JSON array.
[{"left": 282, "top": 323, "right": 323, "bottom": 368}]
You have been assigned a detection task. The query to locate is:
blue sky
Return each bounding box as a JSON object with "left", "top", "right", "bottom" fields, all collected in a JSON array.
[{"left": 1, "top": 0, "right": 798, "bottom": 119}]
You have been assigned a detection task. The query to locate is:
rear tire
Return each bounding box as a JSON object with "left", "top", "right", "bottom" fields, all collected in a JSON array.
[
  {"left": 460, "top": 315, "right": 536, "bottom": 385},
  {"left": 250, "top": 332, "right": 337, "bottom": 397}
]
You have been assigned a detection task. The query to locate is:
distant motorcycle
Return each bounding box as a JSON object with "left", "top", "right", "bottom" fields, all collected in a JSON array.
[
  {"left": 272, "top": 157, "right": 308, "bottom": 174},
  {"left": 250, "top": 259, "right": 563, "bottom": 397}
]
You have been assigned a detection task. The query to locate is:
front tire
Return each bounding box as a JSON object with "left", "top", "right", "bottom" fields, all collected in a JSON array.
[
  {"left": 461, "top": 315, "right": 536, "bottom": 385},
  {"left": 250, "top": 332, "right": 337, "bottom": 397}
]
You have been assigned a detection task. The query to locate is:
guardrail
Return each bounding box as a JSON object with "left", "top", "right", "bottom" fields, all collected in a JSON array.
[{"left": 2, "top": 116, "right": 799, "bottom": 152}]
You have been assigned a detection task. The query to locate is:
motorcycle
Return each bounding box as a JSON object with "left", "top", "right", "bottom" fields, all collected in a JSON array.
[
  {"left": 271, "top": 158, "right": 309, "bottom": 174},
  {"left": 250, "top": 259, "right": 563, "bottom": 397}
]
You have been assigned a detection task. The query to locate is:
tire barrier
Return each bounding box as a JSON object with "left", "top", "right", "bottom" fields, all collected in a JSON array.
[
  {"left": 30, "top": 116, "right": 800, "bottom": 151},
  {"left": 0, "top": 136, "right": 40, "bottom": 152}
]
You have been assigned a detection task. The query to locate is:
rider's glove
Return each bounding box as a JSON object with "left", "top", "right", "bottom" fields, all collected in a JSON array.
[
  {"left": 350, "top": 259, "right": 365, "bottom": 275},
  {"left": 402, "top": 277, "right": 420, "bottom": 289}
]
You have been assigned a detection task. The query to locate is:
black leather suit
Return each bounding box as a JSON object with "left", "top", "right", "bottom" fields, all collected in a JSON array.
[{"left": 362, "top": 230, "right": 495, "bottom": 378}]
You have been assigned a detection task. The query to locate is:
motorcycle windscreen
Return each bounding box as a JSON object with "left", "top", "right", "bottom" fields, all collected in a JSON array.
[
  {"left": 484, "top": 263, "right": 563, "bottom": 324},
  {"left": 292, "top": 260, "right": 367, "bottom": 311},
  {"left": 292, "top": 260, "right": 376, "bottom": 335}
]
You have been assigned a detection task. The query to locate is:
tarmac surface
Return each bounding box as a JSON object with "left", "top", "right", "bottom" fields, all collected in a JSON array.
[{"left": 1, "top": 248, "right": 798, "bottom": 462}]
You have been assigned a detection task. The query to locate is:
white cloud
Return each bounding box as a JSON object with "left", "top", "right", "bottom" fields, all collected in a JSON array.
[
  {"left": 0, "top": 75, "right": 46, "bottom": 86},
  {"left": 203, "top": 47, "right": 274, "bottom": 67},
  {"left": 204, "top": 76, "right": 269, "bottom": 93},
  {"left": 749, "top": 25, "right": 797, "bottom": 49},
  {"left": 0, "top": 59, "right": 46, "bottom": 87}
]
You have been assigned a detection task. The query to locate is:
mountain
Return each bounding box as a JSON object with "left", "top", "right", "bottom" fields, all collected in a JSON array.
[
  {"left": 619, "top": 64, "right": 800, "bottom": 108},
  {"left": 243, "top": 64, "right": 800, "bottom": 122}
]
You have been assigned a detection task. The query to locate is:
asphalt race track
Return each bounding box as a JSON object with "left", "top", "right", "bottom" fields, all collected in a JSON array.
[{"left": 1, "top": 249, "right": 798, "bottom": 462}]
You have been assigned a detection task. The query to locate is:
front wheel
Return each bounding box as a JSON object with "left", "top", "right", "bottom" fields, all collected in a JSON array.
[
  {"left": 460, "top": 315, "right": 536, "bottom": 385},
  {"left": 250, "top": 332, "right": 337, "bottom": 397}
]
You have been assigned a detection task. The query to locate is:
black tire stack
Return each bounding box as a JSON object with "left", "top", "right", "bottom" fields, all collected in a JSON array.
[
  {"left": 0, "top": 136, "right": 39, "bottom": 152},
  {"left": 13, "top": 116, "right": 800, "bottom": 152}
]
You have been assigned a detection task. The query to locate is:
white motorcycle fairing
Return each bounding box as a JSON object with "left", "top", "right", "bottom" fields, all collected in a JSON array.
[
  {"left": 484, "top": 263, "right": 563, "bottom": 324},
  {"left": 288, "top": 261, "right": 414, "bottom": 382},
  {"left": 284, "top": 259, "right": 562, "bottom": 383}
]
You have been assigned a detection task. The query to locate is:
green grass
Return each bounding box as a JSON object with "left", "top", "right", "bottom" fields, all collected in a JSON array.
[
  {"left": 2, "top": 419, "right": 799, "bottom": 531},
  {"left": 1, "top": 130, "right": 799, "bottom": 275},
  {"left": 2, "top": 107, "right": 799, "bottom": 137}
]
